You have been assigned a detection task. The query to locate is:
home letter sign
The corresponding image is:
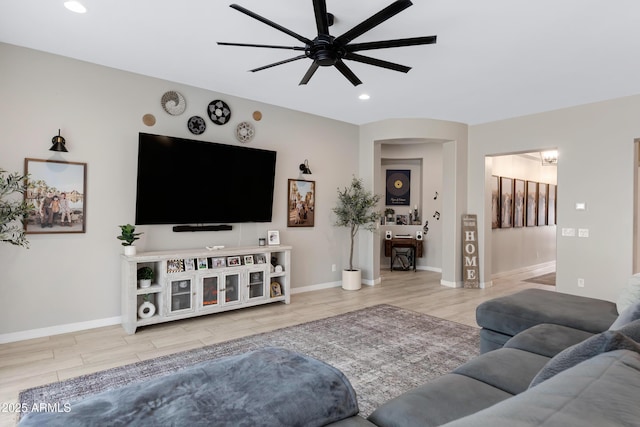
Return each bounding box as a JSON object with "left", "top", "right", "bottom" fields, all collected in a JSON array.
[{"left": 462, "top": 214, "right": 480, "bottom": 288}]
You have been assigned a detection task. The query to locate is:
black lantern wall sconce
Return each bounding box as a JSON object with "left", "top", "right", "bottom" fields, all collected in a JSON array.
[{"left": 50, "top": 129, "right": 68, "bottom": 152}]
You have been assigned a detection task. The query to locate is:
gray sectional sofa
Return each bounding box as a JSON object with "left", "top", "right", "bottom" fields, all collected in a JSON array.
[
  {"left": 339, "top": 288, "right": 640, "bottom": 427},
  {"left": 19, "top": 288, "right": 640, "bottom": 427}
]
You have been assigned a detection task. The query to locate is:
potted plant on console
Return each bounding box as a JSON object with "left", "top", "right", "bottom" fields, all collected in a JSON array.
[
  {"left": 118, "top": 223, "right": 142, "bottom": 256},
  {"left": 333, "top": 176, "right": 381, "bottom": 290},
  {"left": 137, "top": 266, "right": 154, "bottom": 289}
]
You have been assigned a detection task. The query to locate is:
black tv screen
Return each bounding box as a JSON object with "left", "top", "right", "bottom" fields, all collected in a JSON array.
[{"left": 135, "top": 133, "right": 277, "bottom": 225}]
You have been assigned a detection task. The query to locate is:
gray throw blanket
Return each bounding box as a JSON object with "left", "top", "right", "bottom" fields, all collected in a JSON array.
[{"left": 18, "top": 347, "right": 359, "bottom": 427}]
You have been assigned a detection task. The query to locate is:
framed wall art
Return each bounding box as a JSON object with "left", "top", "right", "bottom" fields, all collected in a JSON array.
[
  {"left": 287, "top": 179, "right": 315, "bottom": 227},
  {"left": 24, "top": 158, "right": 87, "bottom": 234},
  {"left": 537, "top": 183, "right": 548, "bottom": 226},
  {"left": 513, "top": 179, "right": 526, "bottom": 228},
  {"left": 548, "top": 184, "right": 556, "bottom": 225},
  {"left": 491, "top": 175, "right": 500, "bottom": 229},
  {"left": 526, "top": 181, "right": 538, "bottom": 227},
  {"left": 385, "top": 169, "right": 411, "bottom": 206},
  {"left": 499, "top": 177, "right": 513, "bottom": 228}
]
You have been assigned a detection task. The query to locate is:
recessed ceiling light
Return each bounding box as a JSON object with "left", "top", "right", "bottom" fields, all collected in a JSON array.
[
  {"left": 358, "top": 94, "right": 370, "bottom": 101},
  {"left": 64, "top": 1, "right": 87, "bottom": 13}
]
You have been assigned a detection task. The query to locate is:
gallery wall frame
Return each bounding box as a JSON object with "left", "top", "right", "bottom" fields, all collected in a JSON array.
[
  {"left": 514, "top": 179, "right": 526, "bottom": 228},
  {"left": 287, "top": 179, "right": 315, "bottom": 227},
  {"left": 526, "top": 181, "right": 538, "bottom": 227},
  {"left": 24, "top": 158, "right": 87, "bottom": 234},
  {"left": 548, "top": 184, "right": 557, "bottom": 225},
  {"left": 499, "top": 177, "right": 513, "bottom": 228},
  {"left": 537, "top": 183, "right": 548, "bottom": 226},
  {"left": 491, "top": 175, "right": 500, "bottom": 229}
]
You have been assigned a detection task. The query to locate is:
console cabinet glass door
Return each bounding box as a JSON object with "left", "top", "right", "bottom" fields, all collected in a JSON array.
[
  {"left": 168, "top": 277, "right": 194, "bottom": 314},
  {"left": 247, "top": 266, "right": 268, "bottom": 301},
  {"left": 200, "top": 274, "right": 220, "bottom": 310},
  {"left": 222, "top": 271, "right": 241, "bottom": 306}
]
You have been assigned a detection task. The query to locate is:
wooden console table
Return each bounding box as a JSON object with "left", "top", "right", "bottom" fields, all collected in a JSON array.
[{"left": 384, "top": 238, "right": 423, "bottom": 271}]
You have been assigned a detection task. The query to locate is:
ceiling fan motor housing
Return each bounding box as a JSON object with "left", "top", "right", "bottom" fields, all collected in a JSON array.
[{"left": 307, "top": 35, "right": 345, "bottom": 66}]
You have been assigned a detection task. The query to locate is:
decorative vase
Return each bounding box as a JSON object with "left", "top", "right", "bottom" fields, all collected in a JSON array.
[
  {"left": 138, "top": 301, "right": 156, "bottom": 319},
  {"left": 139, "top": 279, "right": 151, "bottom": 289},
  {"left": 342, "top": 269, "right": 362, "bottom": 291},
  {"left": 124, "top": 246, "right": 136, "bottom": 256}
]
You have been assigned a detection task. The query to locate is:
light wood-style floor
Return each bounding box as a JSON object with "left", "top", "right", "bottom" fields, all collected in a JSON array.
[{"left": 0, "top": 268, "right": 553, "bottom": 426}]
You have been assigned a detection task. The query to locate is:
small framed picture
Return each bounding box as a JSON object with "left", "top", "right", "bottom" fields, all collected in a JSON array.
[
  {"left": 514, "top": 179, "right": 525, "bottom": 228},
  {"left": 212, "top": 257, "right": 226, "bottom": 268},
  {"left": 255, "top": 254, "right": 267, "bottom": 264},
  {"left": 270, "top": 281, "right": 282, "bottom": 297},
  {"left": 267, "top": 230, "right": 280, "bottom": 245},
  {"left": 244, "top": 255, "right": 254, "bottom": 265},
  {"left": 184, "top": 258, "right": 196, "bottom": 271},
  {"left": 491, "top": 175, "right": 500, "bottom": 229},
  {"left": 197, "top": 257, "right": 209, "bottom": 270},
  {"left": 227, "top": 256, "right": 241, "bottom": 267},
  {"left": 499, "top": 176, "right": 513, "bottom": 228},
  {"left": 167, "top": 259, "right": 184, "bottom": 273}
]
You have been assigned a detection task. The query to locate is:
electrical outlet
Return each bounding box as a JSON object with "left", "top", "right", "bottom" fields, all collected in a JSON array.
[
  {"left": 578, "top": 228, "right": 589, "bottom": 238},
  {"left": 577, "top": 278, "right": 585, "bottom": 287},
  {"left": 331, "top": 264, "right": 336, "bottom": 272},
  {"left": 561, "top": 228, "right": 576, "bottom": 237}
]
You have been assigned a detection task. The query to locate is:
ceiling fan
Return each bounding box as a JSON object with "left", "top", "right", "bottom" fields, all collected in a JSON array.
[{"left": 217, "top": 0, "right": 437, "bottom": 86}]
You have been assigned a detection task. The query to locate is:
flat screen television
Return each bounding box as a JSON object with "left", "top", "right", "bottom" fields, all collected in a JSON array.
[{"left": 135, "top": 133, "right": 277, "bottom": 225}]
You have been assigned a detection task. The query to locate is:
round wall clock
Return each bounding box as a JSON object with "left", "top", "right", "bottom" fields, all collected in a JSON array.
[
  {"left": 207, "top": 100, "right": 231, "bottom": 125},
  {"left": 187, "top": 116, "right": 206, "bottom": 135},
  {"left": 161, "top": 91, "right": 186, "bottom": 116},
  {"left": 236, "top": 121, "right": 255, "bottom": 143}
]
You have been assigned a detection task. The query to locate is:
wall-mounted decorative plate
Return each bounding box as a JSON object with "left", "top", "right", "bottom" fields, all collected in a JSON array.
[
  {"left": 236, "top": 121, "right": 255, "bottom": 143},
  {"left": 161, "top": 91, "right": 186, "bottom": 116},
  {"left": 207, "top": 100, "right": 231, "bottom": 125},
  {"left": 187, "top": 116, "right": 206, "bottom": 135}
]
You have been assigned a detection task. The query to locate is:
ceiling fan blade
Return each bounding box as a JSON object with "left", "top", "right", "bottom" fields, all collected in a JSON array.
[
  {"left": 344, "top": 52, "right": 411, "bottom": 73},
  {"left": 313, "top": 0, "right": 330, "bottom": 35},
  {"left": 250, "top": 55, "right": 307, "bottom": 72},
  {"left": 334, "top": 0, "right": 412, "bottom": 46},
  {"left": 334, "top": 60, "right": 363, "bottom": 86},
  {"left": 299, "top": 62, "right": 320, "bottom": 85},
  {"left": 218, "top": 42, "right": 306, "bottom": 51},
  {"left": 229, "top": 4, "right": 313, "bottom": 45},
  {"left": 347, "top": 36, "right": 437, "bottom": 52}
]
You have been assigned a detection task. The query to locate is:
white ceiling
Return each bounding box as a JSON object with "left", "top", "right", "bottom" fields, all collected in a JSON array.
[{"left": 2, "top": 0, "right": 640, "bottom": 125}]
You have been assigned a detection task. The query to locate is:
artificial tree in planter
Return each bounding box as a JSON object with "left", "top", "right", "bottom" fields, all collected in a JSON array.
[
  {"left": 333, "top": 177, "right": 381, "bottom": 290},
  {"left": 0, "top": 168, "right": 35, "bottom": 248},
  {"left": 118, "top": 224, "right": 142, "bottom": 255}
]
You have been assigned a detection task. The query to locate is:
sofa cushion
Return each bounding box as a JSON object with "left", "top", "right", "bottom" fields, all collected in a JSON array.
[
  {"left": 504, "top": 323, "right": 594, "bottom": 358},
  {"left": 453, "top": 348, "right": 549, "bottom": 395},
  {"left": 616, "top": 273, "right": 640, "bottom": 314},
  {"left": 610, "top": 300, "right": 640, "bottom": 330},
  {"left": 367, "top": 373, "right": 511, "bottom": 427},
  {"left": 476, "top": 289, "right": 618, "bottom": 338},
  {"left": 440, "top": 350, "right": 640, "bottom": 427},
  {"left": 530, "top": 330, "right": 640, "bottom": 387},
  {"left": 18, "top": 347, "right": 359, "bottom": 427}
]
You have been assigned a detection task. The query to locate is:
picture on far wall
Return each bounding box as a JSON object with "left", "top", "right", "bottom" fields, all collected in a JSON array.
[
  {"left": 514, "top": 179, "right": 525, "bottom": 228},
  {"left": 385, "top": 169, "right": 411, "bottom": 206},
  {"left": 491, "top": 175, "right": 500, "bottom": 229},
  {"left": 24, "top": 158, "right": 87, "bottom": 234},
  {"left": 538, "top": 183, "right": 548, "bottom": 226},
  {"left": 548, "top": 184, "right": 557, "bottom": 225},
  {"left": 526, "top": 181, "right": 538, "bottom": 227},
  {"left": 499, "top": 177, "right": 513, "bottom": 228},
  {"left": 287, "top": 179, "right": 315, "bottom": 227}
]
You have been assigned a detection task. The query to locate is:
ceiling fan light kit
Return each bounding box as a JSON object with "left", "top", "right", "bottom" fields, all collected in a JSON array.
[{"left": 218, "top": 0, "right": 437, "bottom": 86}]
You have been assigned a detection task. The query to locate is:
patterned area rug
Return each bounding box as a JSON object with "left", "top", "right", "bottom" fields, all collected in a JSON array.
[
  {"left": 523, "top": 272, "right": 556, "bottom": 286},
  {"left": 19, "top": 304, "right": 480, "bottom": 418}
]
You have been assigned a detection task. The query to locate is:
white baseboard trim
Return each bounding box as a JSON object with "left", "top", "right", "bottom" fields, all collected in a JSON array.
[
  {"left": 440, "top": 279, "right": 461, "bottom": 288},
  {"left": 0, "top": 316, "right": 122, "bottom": 344},
  {"left": 290, "top": 281, "right": 342, "bottom": 294}
]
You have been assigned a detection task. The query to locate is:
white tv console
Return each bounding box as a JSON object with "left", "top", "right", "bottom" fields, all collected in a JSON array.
[{"left": 121, "top": 245, "right": 291, "bottom": 334}]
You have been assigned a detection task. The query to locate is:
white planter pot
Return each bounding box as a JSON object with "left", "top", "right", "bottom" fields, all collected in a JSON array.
[
  {"left": 124, "top": 246, "right": 137, "bottom": 256},
  {"left": 139, "top": 279, "right": 151, "bottom": 289},
  {"left": 342, "top": 269, "right": 362, "bottom": 291},
  {"left": 138, "top": 301, "right": 156, "bottom": 319}
]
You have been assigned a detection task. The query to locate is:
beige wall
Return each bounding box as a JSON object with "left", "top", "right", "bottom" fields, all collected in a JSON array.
[
  {"left": 0, "top": 43, "right": 358, "bottom": 339},
  {"left": 470, "top": 95, "right": 640, "bottom": 301}
]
